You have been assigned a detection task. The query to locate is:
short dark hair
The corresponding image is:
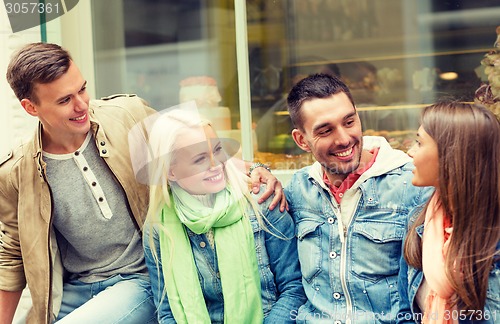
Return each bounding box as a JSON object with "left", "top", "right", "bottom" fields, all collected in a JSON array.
[
  {"left": 6, "top": 42, "right": 72, "bottom": 104},
  {"left": 287, "top": 73, "right": 355, "bottom": 130}
]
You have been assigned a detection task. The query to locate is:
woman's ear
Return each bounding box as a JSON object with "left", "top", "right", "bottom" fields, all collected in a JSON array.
[
  {"left": 21, "top": 99, "right": 38, "bottom": 117},
  {"left": 167, "top": 168, "right": 177, "bottom": 182},
  {"left": 291, "top": 128, "right": 311, "bottom": 152}
]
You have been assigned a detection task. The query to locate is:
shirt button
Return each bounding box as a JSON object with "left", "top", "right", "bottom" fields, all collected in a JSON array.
[
  {"left": 101, "top": 149, "right": 107, "bottom": 154},
  {"left": 329, "top": 251, "right": 337, "bottom": 259},
  {"left": 338, "top": 193, "right": 343, "bottom": 197},
  {"left": 83, "top": 166, "right": 88, "bottom": 171},
  {"left": 100, "top": 141, "right": 106, "bottom": 146},
  {"left": 74, "top": 151, "right": 80, "bottom": 156},
  {"left": 333, "top": 292, "right": 341, "bottom": 299},
  {"left": 327, "top": 217, "right": 335, "bottom": 224},
  {"left": 199, "top": 241, "right": 206, "bottom": 248},
  {"left": 334, "top": 321, "right": 342, "bottom": 324},
  {"left": 92, "top": 182, "right": 97, "bottom": 186},
  {"left": 98, "top": 197, "right": 104, "bottom": 202}
]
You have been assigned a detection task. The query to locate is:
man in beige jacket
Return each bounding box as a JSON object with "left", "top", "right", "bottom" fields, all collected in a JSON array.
[{"left": 0, "top": 42, "right": 285, "bottom": 323}]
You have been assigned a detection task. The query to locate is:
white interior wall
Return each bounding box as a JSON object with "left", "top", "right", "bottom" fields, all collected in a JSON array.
[
  {"left": 0, "top": 6, "right": 40, "bottom": 158},
  {"left": 0, "top": 2, "right": 93, "bottom": 158}
]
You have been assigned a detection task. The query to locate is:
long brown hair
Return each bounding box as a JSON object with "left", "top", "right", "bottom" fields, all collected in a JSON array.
[{"left": 404, "top": 101, "right": 500, "bottom": 311}]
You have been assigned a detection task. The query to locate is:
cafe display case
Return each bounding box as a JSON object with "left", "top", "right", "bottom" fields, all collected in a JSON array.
[
  {"left": 245, "top": 0, "right": 499, "bottom": 172},
  {"left": 88, "top": 0, "right": 499, "bottom": 179}
]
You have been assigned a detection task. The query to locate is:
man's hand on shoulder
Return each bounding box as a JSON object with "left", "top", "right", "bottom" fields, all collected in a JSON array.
[{"left": 248, "top": 162, "right": 288, "bottom": 212}]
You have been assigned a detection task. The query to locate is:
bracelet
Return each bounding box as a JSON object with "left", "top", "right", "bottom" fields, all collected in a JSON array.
[{"left": 248, "top": 162, "right": 271, "bottom": 176}]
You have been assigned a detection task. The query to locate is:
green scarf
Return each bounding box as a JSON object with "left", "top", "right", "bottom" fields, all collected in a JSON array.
[{"left": 159, "top": 183, "right": 263, "bottom": 323}]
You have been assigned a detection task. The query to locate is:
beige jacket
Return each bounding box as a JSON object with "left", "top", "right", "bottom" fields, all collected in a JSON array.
[{"left": 0, "top": 94, "right": 154, "bottom": 323}]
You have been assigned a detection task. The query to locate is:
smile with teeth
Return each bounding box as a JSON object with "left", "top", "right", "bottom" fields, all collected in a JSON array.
[
  {"left": 70, "top": 114, "right": 86, "bottom": 121},
  {"left": 206, "top": 173, "right": 223, "bottom": 181},
  {"left": 334, "top": 147, "right": 353, "bottom": 157}
]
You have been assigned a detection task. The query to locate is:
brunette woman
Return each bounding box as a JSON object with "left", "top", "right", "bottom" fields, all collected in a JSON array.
[{"left": 398, "top": 101, "right": 500, "bottom": 323}]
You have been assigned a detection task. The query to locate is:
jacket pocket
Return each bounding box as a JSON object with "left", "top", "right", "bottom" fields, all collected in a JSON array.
[
  {"left": 351, "top": 220, "right": 405, "bottom": 282},
  {"left": 296, "top": 218, "right": 324, "bottom": 283},
  {"left": 484, "top": 264, "right": 500, "bottom": 321}
]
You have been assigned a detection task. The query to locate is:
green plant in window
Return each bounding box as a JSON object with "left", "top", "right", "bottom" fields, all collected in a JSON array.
[{"left": 475, "top": 26, "right": 500, "bottom": 119}]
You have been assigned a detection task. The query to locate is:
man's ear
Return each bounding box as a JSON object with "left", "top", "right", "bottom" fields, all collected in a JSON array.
[
  {"left": 291, "top": 128, "right": 311, "bottom": 152},
  {"left": 20, "top": 99, "right": 38, "bottom": 117}
]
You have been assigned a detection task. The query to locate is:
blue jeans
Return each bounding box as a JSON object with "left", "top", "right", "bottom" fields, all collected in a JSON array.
[{"left": 55, "top": 274, "right": 157, "bottom": 323}]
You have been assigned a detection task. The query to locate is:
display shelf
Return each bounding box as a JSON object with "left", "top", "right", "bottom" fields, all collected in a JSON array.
[
  {"left": 290, "top": 48, "right": 491, "bottom": 69},
  {"left": 247, "top": 22, "right": 285, "bottom": 45},
  {"left": 245, "top": 1, "right": 498, "bottom": 171},
  {"left": 291, "top": 28, "right": 494, "bottom": 60}
]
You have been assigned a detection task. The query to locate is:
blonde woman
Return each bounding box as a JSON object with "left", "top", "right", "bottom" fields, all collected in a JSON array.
[{"left": 143, "top": 109, "right": 305, "bottom": 323}]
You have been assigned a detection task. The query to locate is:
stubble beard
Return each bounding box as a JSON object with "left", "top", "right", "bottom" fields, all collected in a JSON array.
[
  {"left": 323, "top": 147, "right": 362, "bottom": 176},
  {"left": 323, "top": 160, "right": 360, "bottom": 176}
]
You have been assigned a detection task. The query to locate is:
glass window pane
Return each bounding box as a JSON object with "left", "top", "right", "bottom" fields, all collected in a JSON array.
[
  {"left": 90, "top": 1, "right": 499, "bottom": 172},
  {"left": 91, "top": 0, "right": 254, "bottom": 160},
  {"left": 250, "top": 0, "right": 499, "bottom": 170}
]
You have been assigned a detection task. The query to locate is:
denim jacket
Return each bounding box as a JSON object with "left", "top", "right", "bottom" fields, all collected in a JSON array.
[
  {"left": 143, "top": 188, "right": 306, "bottom": 323},
  {"left": 397, "top": 205, "right": 500, "bottom": 323},
  {"left": 284, "top": 136, "right": 433, "bottom": 323}
]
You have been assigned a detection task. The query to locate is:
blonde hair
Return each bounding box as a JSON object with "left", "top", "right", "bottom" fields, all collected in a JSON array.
[
  {"left": 144, "top": 109, "right": 282, "bottom": 304},
  {"left": 145, "top": 109, "right": 258, "bottom": 226}
]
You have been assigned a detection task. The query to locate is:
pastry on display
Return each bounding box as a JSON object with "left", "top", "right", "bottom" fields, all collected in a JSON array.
[
  {"left": 254, "top": 151, "right": 316, "bottom": 170},
  {"left": 179, "top": 76, "right": 231, "bottom": 130},
  {"left": 363, "top": 129, "right": 416, "bottom": 152}
]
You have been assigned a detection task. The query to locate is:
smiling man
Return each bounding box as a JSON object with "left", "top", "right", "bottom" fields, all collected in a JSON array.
[
  {"left": 284, "top": 73, "right": 433, "bottom": 323},
  {"left": 0, "top": 42, "right": 158, "bottom": 324},
  {"left": 0, "top": 42, "right": 287, "bottom": 324}
]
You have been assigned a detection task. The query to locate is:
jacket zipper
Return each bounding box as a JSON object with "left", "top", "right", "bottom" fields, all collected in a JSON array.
[
  {"left": 339, "top": 224, "right": 352, "bottom": 323},
  {"left": 47, "top": 197, "right": 54, "bottom": 323},
  {"left": 313, "top": 179, "right": 361, "bottom": 324},
  {"left": 40, "top": 160, "right": 54, "bottom": 323},
  {"left": 339, "top": 193, "right": 362, "bottom": 324}
]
